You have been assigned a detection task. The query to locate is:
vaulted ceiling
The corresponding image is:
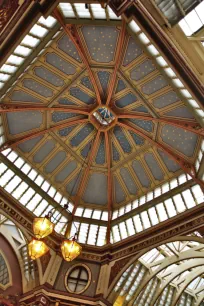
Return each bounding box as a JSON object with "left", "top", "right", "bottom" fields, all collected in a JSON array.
[{"left": 0, "top": 5, "right": 203, "bottom": 216}]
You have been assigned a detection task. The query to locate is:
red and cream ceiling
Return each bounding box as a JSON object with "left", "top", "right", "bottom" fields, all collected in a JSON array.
[{"left": 0, "top": 5, "right": 203, "bottom": 213}]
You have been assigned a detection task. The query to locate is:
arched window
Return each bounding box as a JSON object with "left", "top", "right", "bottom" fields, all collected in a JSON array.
[
  {"left": 0, "top": 252, "right": 11, "bottom": 289},
  {"left": 65, "top": 264, "right": 91, "bottom": 294}
]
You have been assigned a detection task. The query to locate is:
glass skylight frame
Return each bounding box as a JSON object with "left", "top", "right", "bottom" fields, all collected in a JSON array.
[
  {"left": 128, "top": 18, "right": 204, "bottom": 177},
  {"left": 0, "top": 16, "right": 58, "bottom": 94}
]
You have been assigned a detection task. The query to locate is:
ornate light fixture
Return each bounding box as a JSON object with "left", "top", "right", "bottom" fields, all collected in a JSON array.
[
  {"left": 29, "top": 206, "right": 81, "bottom": 262},
  {"left": 61, "top": 235, "right": 82, "bottom": 262},
  {"left": 33, "top": 215, "right": 55, "bottom": 239},
  {"left": 28, "top": 139, "right": 94, "bottom": 262},
  {"left": 28, "top": 239, "right": 49, "bottom": 260}
]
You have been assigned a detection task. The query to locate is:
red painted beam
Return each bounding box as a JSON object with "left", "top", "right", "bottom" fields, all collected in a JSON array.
[
  {"left": 117, "top": 113, "right": 204, "bottom": 136},
  {"left": 0, "top": 118, "right": 88, "bottom": 152},
  {"left": 72, "top": 130, "right": 101, "bottom": 215},
  {"left": 106, "top": 20, "right": 126, "bottom": 106},
  {"left": 118, "top": 121, "right": 204, "bottom": 188},
  {"left": 0, "top": 104, "right": 90, "bottom": 115},
  {"left": 53, "top": 8, "right": 102, "bottom": 105},
  {"left": 105, "top": 131, "right": 112, "bottom": 244}
]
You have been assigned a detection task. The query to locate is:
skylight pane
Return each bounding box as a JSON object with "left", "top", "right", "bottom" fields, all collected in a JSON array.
[
  {"left": 178, "top": 174, "right": 187, "bottom": 184},
  {"left": 164, "top": 68, "right": 176, "bottom": 78},
  {"left": 19, "top": 188, "right": 35, "bottom": 205},
  {"left": 14, "top": 157, "right": 24, "bottom": 168},
  {"left": 164, "top": 199, "right": 177, "bottom": 217},
  {"left": 147, "top": 45, "right": 159, "bottom": 56},
  {"left": 182, "top": 190, "right": 196, "bottom": 208},
  {"left": 119, "top": 222, "right": 128, "bottom": 239},
  {"left": 0, "top": 64, "right": 17, "bottom": 73},
  {"left": 180, "top": 89, "right": 192, "bottom": 98},
  {"left": 148, "top": 207, "right": 159, "bottom": 225},
  {"left": 74, "top": 4, "right": 91, "bottom": 18},
  {"left": 7, "top": 151, "right": 18, "bottom": 162},
  {"left": 21, "top": 35, "right": 40, "bottom": 47},
  {"left": 97, "top": 226, "right": 106, "bottom": 246},
  {"left": 156, "top": 56, "right": 168, "bottom": 67},
  {"left": 0, "top": 169, "right": 14, "bottom": 187},
  {"left": 173, "top": 194, "right": 186, "bottom": 212},
  {"left": 30, "top": 24, "right": 49, "bottom": 38},
  {"left": 156, "top": 203, "right": 168, "bottom": 221},
  {"left": 195, "top": 1, "right": 204, "bottom": 23},
  {"left": 41, "top": 181, "right": 50, "bottom": 192},
  {"left": 90, "top": 4, "right": 106, "bottom": 19},
  {"left": 26, "top": 194, "right": 42, "bottom": 210},
  {"left": 112, "top": 225, "right": 120, "bottom": 242},
  {"left": 92, "top": 210, "right": 101, "bottom": 219},
  {"left": 1, "top": 148, "right": 11, "bottom": 156},
  {"left": 54, "top": 192, "right": 62, "bottom": 203},
  {"left": 129, "top": 20, "right": 141, "bottom": 33},
  {"left": 78, "top": 223, "right": 89, "bottom": 243},
  {"left": 0, "top": 163, "right": 7, "bottom": 175},
  {"left": 101, "top": 211, "right": 108, "bottom": 221},
  {"left": 28, "top": 169, "right": 37, "bottom": 180},
  {"left": 48, "top": 186, "right": 56, "bottom": 197},
  {"left": 87, "top": 225, "right": 98, "bottom": 245},
  {"left": 35, "top": 175, "right": 44, "bottom": 186},
  {"left": 12, "top": 181, "right": 28, "bottom": 199},
  {"left": 188, "top": 99, "right": 199, "bottom": 108},
  {"left": 179, "top": 19, "right": 193, "bottom": 36},
  {"left": 126, "top": 218, "right": 135, "bottom": 236},
  {"left": 83, "top": 208, "right": 92, "bottom": 218},
  {"left": 0, "top": 82, "right": 4, "bottom": 89},
  {"left": 107, "top": 7, "right": 121, "bottom": 20},
  {"left": 185, "top": 9, "right": 202, "bottom": 33},
  {"left": 14, "top": 45, "right": 32, "bottom": 57},
  {"left": 112, "top": 210, "right": 118, "bottom": 219},
  {"left": 132, "top": 199, "right": 139, "bottom": 208},
  {"left": 38, "top": 16, "right": 57, "bottom": 28},
  {"left": 140, "top": 211, "right": 151, "bottom": 229},
  {"left": 75, "top": 207, "right": 84, "bottom": 216},
  {"left": 59, "top": 3, "right": 75, "bottom": 18},
  {"left": 5, "top": 176, "right": 21, "bottom": 193},
  {"left": 191, "top": 185, "right": 203, "bottom": 204},
  {"left": 0, "top": 73, "right": 11, "bottom": 81},
  {"left": 162, "top": 183, "right": 169, "bottom": 194},
  {"left": 133, "top": 215, "right": 143, "bottom": 232},
  {"left": 6, "top": 55, "right": 24, "bottom": 65},
  {"left": 0, "top": 136, "right": 5, "bottom": 145},
  {"left": 172, "top": 78, "right": 184, "bottom": 88},
  {"left": 154, "top": 187, "right": 161, "bottom": 197},
  {"left": 138, "top": 33, "right": 150, "bottom": 44},
  {"left": 34, "top": 199, "right": 48, "bottom": 216}
]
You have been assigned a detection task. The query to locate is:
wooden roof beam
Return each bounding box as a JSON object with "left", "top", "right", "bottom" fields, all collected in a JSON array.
[
  {"left": 0, "top": 104, "right": 90, "bottom": 115},
  {"left": 0, "top": 118, "right": 88, "bottom": 153},
  {"left": 72, "top": 130, "right": 101, "bottom": 215},
  {"left": 118, "top": 121, "right": 204, "bottom": 189},
  {"left": 118, "top": 113, "right": 204, "bottom": 136},
  {"left": 53, "top": 7, "right": 102, "bottom": 105},
  {"left": 105, "top": 131, "right": 112, "bottom": 244},
  {"left": 106, "top": 20, "right": 126, "bottom": 106}
]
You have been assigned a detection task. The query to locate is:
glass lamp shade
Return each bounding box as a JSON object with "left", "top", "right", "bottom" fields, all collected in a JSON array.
[
  {"left": 61, "top": 239, "right": 82, "bottom": 262},
  {"left": 28, "top": 239, "right": 49, "bottom": 260},
  {"left": 33, "top": 217, "right": 54, "bottom": 239}
]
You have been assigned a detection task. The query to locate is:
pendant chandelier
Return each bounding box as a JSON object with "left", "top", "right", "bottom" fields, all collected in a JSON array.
[
  {"left": 28, "top": 141, "right": 94, "bottom": 262},
  {"left": 29, "top": 206, "right": 82, "bottom": 262}
]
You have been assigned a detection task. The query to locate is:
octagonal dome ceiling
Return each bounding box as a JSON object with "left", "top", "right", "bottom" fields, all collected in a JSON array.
[{"left": 0, "top": 14, "right": 202, "bottom": 213}]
